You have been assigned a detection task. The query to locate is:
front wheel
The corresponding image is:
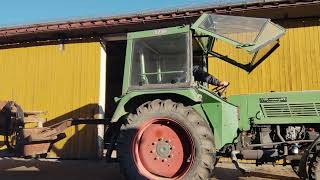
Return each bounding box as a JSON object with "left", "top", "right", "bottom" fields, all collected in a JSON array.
[
  {"left": 309, "top": 150, "right": 320, "bottom": 180},
  {"left": 291, "top": 160, "right": 300, "bottom": 177},
  {"left": 117, "top": 99, "right": 216, "bottom": 180}
]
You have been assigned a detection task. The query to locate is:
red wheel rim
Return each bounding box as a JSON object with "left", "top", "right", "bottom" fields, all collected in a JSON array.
[{"left": 132, "top": 118, "right": 194, "bottom": 179}]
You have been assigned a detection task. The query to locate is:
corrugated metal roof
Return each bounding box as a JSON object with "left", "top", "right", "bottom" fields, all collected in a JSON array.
[{"left": 0, "top": 0, "right": 319, "bottom": 46}]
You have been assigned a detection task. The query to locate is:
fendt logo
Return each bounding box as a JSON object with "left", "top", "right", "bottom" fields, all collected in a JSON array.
[
  {"left": 154, "top": 29, "right": 167, "bottom": 35},
  {"left": 259, "top": 97, "right": 287, "bottom": 103}
]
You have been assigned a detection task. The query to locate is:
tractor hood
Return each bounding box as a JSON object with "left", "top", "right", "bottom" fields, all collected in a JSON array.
[{"left": 191, "top": 13, "right": 285, "bottom": 72}]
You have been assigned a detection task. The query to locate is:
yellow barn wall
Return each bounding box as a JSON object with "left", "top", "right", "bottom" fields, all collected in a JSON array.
[
  {"left": 209, "top": 18, "right": 320, "bottom": 95},
  {"left": 0, "top": 42, "right": 101, "bottom": 159}
]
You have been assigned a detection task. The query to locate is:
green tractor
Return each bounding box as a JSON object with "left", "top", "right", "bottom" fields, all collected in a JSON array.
[{"left": 109, "top": 13, "right": 320, "bottom": 179}]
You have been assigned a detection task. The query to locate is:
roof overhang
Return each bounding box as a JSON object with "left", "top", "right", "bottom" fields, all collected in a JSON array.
[{"left": 0, "top": 0, "right": 319, "bottom": 46}]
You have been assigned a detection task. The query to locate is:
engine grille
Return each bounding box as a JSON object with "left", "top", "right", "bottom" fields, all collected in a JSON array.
[{"left": 261, "top": 103, "right": 320, "bottom": 117}]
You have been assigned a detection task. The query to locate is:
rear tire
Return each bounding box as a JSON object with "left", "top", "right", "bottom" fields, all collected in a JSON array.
[{"left": 117, "top": 99, "right": 216, "bottom": 180}]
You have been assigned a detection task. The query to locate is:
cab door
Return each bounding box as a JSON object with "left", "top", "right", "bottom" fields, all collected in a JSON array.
[{"left": 191, "top": 13, "right": 285, "bottom": 72}]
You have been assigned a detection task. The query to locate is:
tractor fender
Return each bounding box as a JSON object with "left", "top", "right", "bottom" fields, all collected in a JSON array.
[{"left": 110, "top": 88, "right": 202, "bottom": 123}]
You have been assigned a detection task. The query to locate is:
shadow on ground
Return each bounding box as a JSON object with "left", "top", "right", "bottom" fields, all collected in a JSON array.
[
  {"left": 0, "top": 158, "right": 124, "bottom": 180},
  {"left": 213, "top": 167, "right": 298, "bottom": 180},
  {"left": 0, "top": 158, "right": 299, "bottom": 180}
]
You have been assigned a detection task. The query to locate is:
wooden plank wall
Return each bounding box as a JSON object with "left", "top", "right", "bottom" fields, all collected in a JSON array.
[
  {"left": 208, "top": 18, "right": 320, "bottom": 95},
  {"left": 0, "top": 42, "right": 101, "bottom": 159}
]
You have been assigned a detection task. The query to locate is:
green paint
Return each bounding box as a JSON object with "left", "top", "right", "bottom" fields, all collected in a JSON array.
[
  {"left": 229, "top": 91, "right": 320, "bottom": 131},
  {"left": 111, "top": 88, "right": 202, "bottom": 122},
  {"left": 122, "top": 39, "right": 133, "bottom": 94},
  {"left": 197, "top": 87, "right": 239, "bottom": 149},
  {"left": 127, "top": 25, "right": 190, "bottom": 39}
]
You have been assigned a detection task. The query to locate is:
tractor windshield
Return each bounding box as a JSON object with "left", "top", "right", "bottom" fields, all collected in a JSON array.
[
  {"left": 130, "top": 32, "right": 191, "bottom": 88},
  {"left": 192, "top": 13, "right": 285, "bottom": 72}
]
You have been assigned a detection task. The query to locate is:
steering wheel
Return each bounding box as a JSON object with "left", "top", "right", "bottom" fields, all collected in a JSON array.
[{"left": 211, "top": 83, "right": 230, "bottom": 97}]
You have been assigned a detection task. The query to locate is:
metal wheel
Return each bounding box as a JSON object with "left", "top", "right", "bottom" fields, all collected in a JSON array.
[
  {"left": 118, "top": 99, "right": 216, "bottom": 180},
  {"left": 299, "top": 136, "right": 320, "bottom": 179},
  {"left": 132, "top": 118, "right": 194, "bottom": 179},
  {"left": 309, "top": 151, "right": 320, "bottom": 180}
]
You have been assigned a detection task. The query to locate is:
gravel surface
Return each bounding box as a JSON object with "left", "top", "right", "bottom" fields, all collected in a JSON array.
[{"left": 0, "top": 158, "right": 299, "bottom": 180}]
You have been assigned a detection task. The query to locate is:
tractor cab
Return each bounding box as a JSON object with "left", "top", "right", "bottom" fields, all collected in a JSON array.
[
  {"left": 123, "top": 26, "right": 192, "bottom": 94},
  {"left": 122, "top": 13, "right": 285, "bottom": 95}
]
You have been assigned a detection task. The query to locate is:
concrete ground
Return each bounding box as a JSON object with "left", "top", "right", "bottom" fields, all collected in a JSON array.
[{"left": 0, "top": 158, "right": 299, "bottom": 180}]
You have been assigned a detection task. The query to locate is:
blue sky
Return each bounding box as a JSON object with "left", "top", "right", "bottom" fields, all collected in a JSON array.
[{"left": 0, "top": 0, "right": 237, "bottom": 27}]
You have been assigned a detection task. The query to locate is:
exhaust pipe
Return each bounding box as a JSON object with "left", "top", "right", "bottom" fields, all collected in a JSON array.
[{"left": 240, "top": 149, "right": 279, "bottom": 160}]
